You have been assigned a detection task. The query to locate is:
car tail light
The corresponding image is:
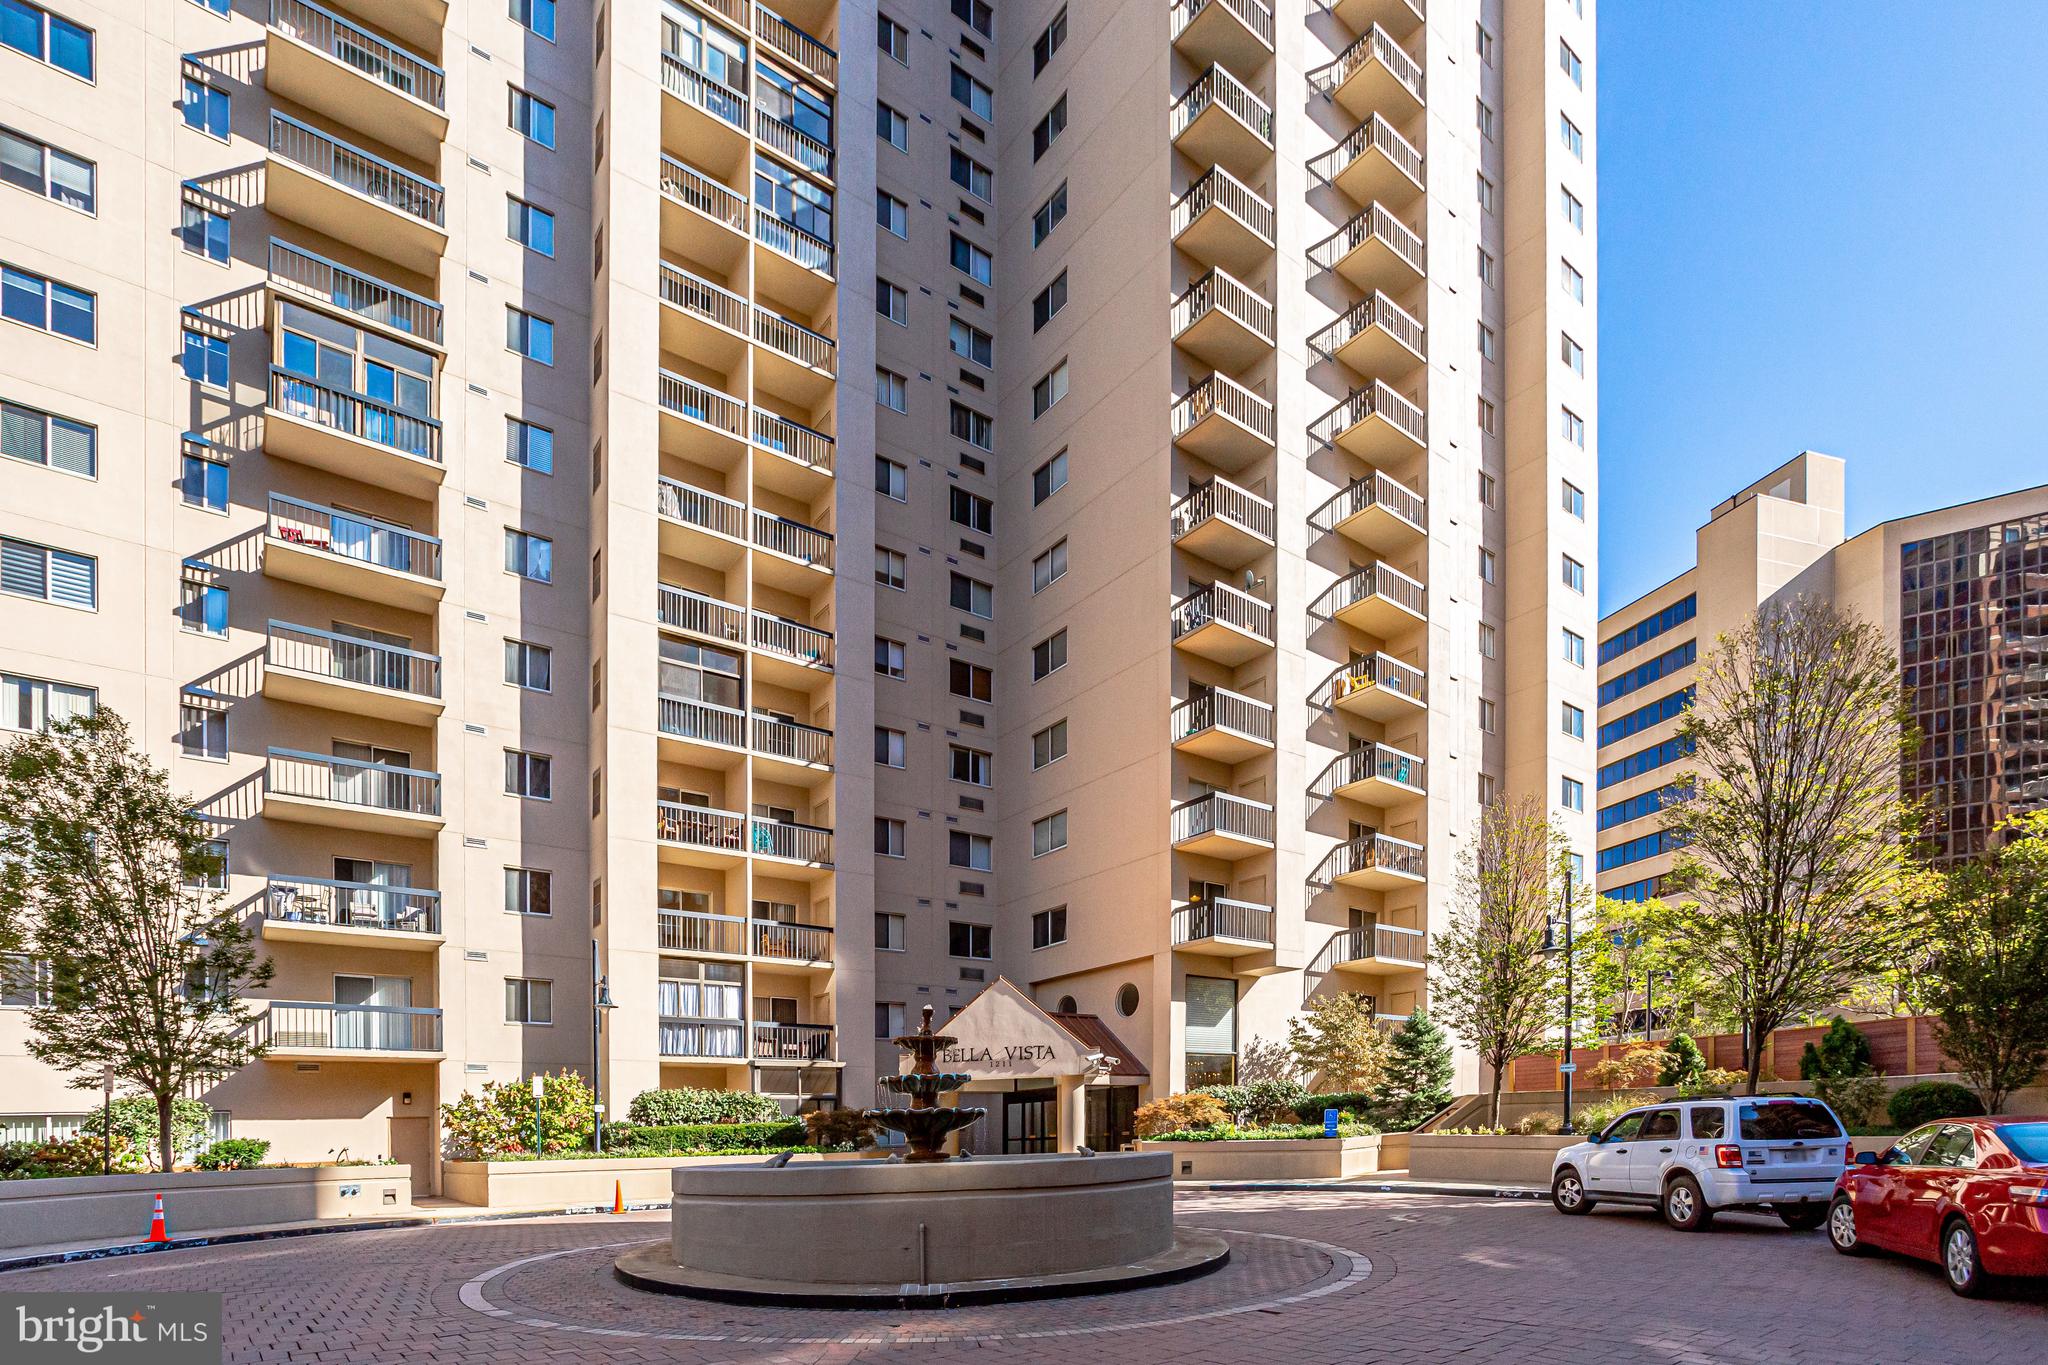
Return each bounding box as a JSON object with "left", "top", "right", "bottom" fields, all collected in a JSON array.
[
  {"left": 2012, "top": 1186, "right": 2048, "bottom": 1206},
  {"left": 1716, "top": 1145, "right": 1743, "bottom": 1169}
]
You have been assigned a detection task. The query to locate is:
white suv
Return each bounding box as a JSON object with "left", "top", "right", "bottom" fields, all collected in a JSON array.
[{"left": 1549, "top": 1097, "right": 1849, "bottom": 1231}]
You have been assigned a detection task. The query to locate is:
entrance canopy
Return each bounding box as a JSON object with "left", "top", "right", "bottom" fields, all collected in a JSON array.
[{"left": 927, "top": 978, "right": 1144, "bottom": 1083}]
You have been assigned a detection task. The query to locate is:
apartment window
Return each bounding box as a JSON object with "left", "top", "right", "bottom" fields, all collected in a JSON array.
[
  {"left": 1031, "top": 540, "right": 1067, "bottom": 593},
  {"left": 1559, "top": 39, "right": 1584, "bottom": 88},
  {"left": 1561, "top": 258, "right": 1585, "bottom": 301},
  {"left": 949, "top": 487, "right": 994, "bottom": 534},
  {"left": 1476, "top": 173, "right": 1495, "bottom": 214},
  {"left": 1563, "top": 628, "right": 1587, "bottom": 667},
  {"left": 949, "top": 572, "right": 994, "bottom": 619},
  {"left": 186, "top": 837, "right": 227, "bottom": 892},
  {"left": 1561, "top": 406, "right": 1586, "bottom": 448},
  {"left": 1478, "top": 698, "right": 1497, "bottom": 733},
  {"left": 875, "top": 912, "right": 905, "bottom": 952},
  {"left": 506, "top": 306, "right": 554, "bottom": 364},
  {"left": 3, "top": 399, "right": 95, "bottom": 475},
  {"left": 876, "top": 367, "right": 908, "bottom": 413},
  {"left": 1561, "top": 776, "right": 1586, "bottom": 812},
  {"left": 877, "top": 14, "right": 907, "bottom": 64},
  {"left": 877, "top": 277, "right": 908, "bottom": 324},
  {"left": 504, "top": 749, "right": 552, "bottom": 799},
  {"left": 510, "top": 0, "right": 555, "bottom": 39},
  {"left": 874, "top": 636, "right": 906, "bottom": 679},
  {"left": 949, "top": 148, "right": 993, "bottom": 202},
  {"left": 1478, "top": 548, "right": 1497, "bottom": 584},
  {"left": 948, "top": 921, "right": 993, "bottom": 959},
  {"left": 1032, "top": 719, "right": 1067, "bottom": 769},
  {"left": 180, "top": 579, "right": 225, "bottom": 635},
  {"left": 1477, "top": 248, "right": 1496, "bottom": 289},
  {"left": 950, "top": 659, "right": 993, "bottom": 703},
  {"left": 949, "top": 234, "right": 993, "bottom": 286},
  {"left": 1034, "top": 8, "right": 1066, "bottom": 74},
  {"left": 179, "top": 201, "right": 228, "bottom": 263},
  {"left": 3, "top": 1, "right": 89, "bottom": 77},
  {"left": 505, "top": 977, "right": 553, "bottom": 1025},
  {"left": 875, "top": 817, "right": 906, "bottom": 858},
  {"left": 949, "top": 745, "right": 993, "bottom": 786},
  {"left": 1478, "top": 773, "right": 1498, "bottom": 805},
  {"left": 1562, "top": 479, "right": 1586, "bottom": 519},
  {"left": 1561, "top": 185, "right": 1584, "bottom": 230},
  {"left": 506, "top": 416, "right": 553, "bottom": 474},
  {"left": 1560, "top": 112, "right": 1584, "bottom": 159},
  {"left": 1032, "top": 95, "right": 1067, "bottom": 160},
  {"left": 1478, "top": 622, "right": 1497, "bottom": 659},
  {"left": 1477, "top": 396, "right": 1496, "bottom": 435},
  {"left": 1563, "top": 702, "right": 1586, "bottom": 739},
  {"left": 1032, "top": 630, "right": 1067, "bottom": 680},
  {"left": 1477, "top": 471, "right": 1497, "bottom": 509},
  {"left": 0, "top": 126, "right": 92, "bottom": 212},
  {"left": 1032, "top": 810, "right": 1068, "bottom": 857},
  {"left": 2, "top": 536, "right": 94, "bottom": 608},
  {"left": 874, "top": 727, "right": 906, "bottom": 768},
  {"left": 1032, "top": 450, "right": 1069, "bottom": 503},
  {"left": 1561, "top": 332, "right": 1585, "bottom": 374},
  {"left": 1032, "top": 361, "right": 1069, "bottom": 418},
  {"left": 181, "top": 326, "right": 228, "bottom": 388},
  {"left": 948, "top": 319, "right": 993, "bottom": 368},
  {"left": 4, "top": 673, "right": 92, "bottom": 733},
  {"left": 504, "top": 639, "right": 552, "bottom": 691},
  {"left": 1477, "top": 323, "right": 1496, "bottom": 362},
  {"left": 1032, "top": 182, "right": 1067, "bottom": 246},
  {"left": 874, "top": 546, "right": 906, "bottom": 590},
  {"left": 949, "top": 64, "right": 993, "bottom": 120},
  {"left": 1562, "top": 554, "right": 1586, "bottom": 594},
  {"left": 181, "top": 450, "right": 227, "bottom": 511},
  {"left": 507, "top": 196, "right": 555, "bottom": 256},
  {"left": 948, "top": 831, "right": 993, "bottom": 871},
  {"left": 2, "top": 263, "right": 94, "bottom": 343},
  {"left": 1476, "top": 99, "right": 1495, "bottom": 141},
  {"left": 876, "top": 102, "right": 908, "bottom": 151},
  {"left": 510, "top": 87, "right": 556, "bottom": 147},
  {"left": 949, "top": 401, "right": 993, "bottom": 450},
  {"left": 874, "top": 1001, "right": 908, "bottom": 1040},
  {"left": 951, "top": 0, "right": 993, "bottom": 39},
  {"left": 505, "top": 867, "right": 552, "bottom": 916},
  {"left": 174, "top": 699, "right": 225, "bottom": 760},
  {"left": 178, "top": 75, "right": 228, "bottom": 138},
  {"left": 1474, "top": 22, "right": 1494, "bottom": 66},
  {"left": 504, "top": 529, "right": 553, "bottom": 582},
  {"left": 875, "top": 456, "right": 907, "bottom": 500},
  {"left": 1032, "top": 906, "right": 1067, "bottom": 949},
  {"left": 877, "top": 193, "right": 908, "bottom": 238},
  {"left": 1032, "top": 272, "right": 1068, "bottom": 331}
]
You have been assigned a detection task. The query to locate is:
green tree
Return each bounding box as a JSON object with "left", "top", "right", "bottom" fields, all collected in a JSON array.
[
  {"left": 0, "top": 711, "right": 271, "bottom": 1171},
  {"left": 1798, "top": 1016, "right": 1874, "bottom": 1080},
  {"left": 1658, "top": 1033, "right": 1707, "bottom": 1088},
  {"left": 1287, "top": 991, "right": 1387, "bottom": 1093},
  {"left": 1914, "top": 814, "right": 2048, "bottom": 1113},
  {"left": 1372, "top": 1009, "right": 1454, "bottom": 1130},
  {"left": 1432, "top": 794, "right": 1575, "bottom": 1127},
  {"left": 1655, "top": 597, "right": 1923, "bottom": 1094}
]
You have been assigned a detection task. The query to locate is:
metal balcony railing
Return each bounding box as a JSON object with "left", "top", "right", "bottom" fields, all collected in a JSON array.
[
  {"left": 260, "top": 1001, "right": 442, "bottom": 1052},
  {"left": 1170, "top": 64, "right": 1274, "bottom": 148},
  {"left": 1170, "top": 477, "right": 1276, "bottom": 546},
  {"left": 1308, "top": 380, "right": 1427, "bottom": 450},
  {"left": 266, "top": 494, "right": 442, "bottom": 580},
  {"left": 754, "top": 306, "right": 837, "bottom": 374},
  {"left": 1171, "top": 687, "right": 1275, "bottom": 745},
  {"left": 266, "top": 620, "right": 441, "bottom": 698},
  {"left": 1310, "top": 832, "right": 1426, "bottom": 888},
  {"left": 752, "top": 509, "right": 835, "bottom": 569},
  {"left": 1309, "top": 290, "right": 1427, "bottom": 366},
  {"left": 752, "top": 714, "right": 833, "bottom": 767},
  {"left": 1310, "top": 923, "right": 1428, "bottom": 975},
  {"left": 268, "top": 239, "right": 442, "bottom": 344},
  {"left": 657, "top": 476, "right": 747, "bottom": 540},
  {"left": 264, "top": 876, "right": 440, "bottom": 934},
  {"left": 751, "top": 610, "right": 835, "bottom": 669},
  {"left": 752, "top": 919, "right": 832, "bottom": 964},
  {"left": 1309, "top": 744, "right": 1427, "bottom": 803},
  {"left": 1313, "top": 651, "right": 1427, "bottom": 711},
  {"left": 269, "top": 367, "right": 442, "bottom": 463},
  {"left": 659, "top": 153, "right": 749, "bottom": 231},
  {"left": 1172, "top": 581, "right": 1274, "bottom": 645},
  {"left": 659, "top": 51, "right": 748, "bottom": 130},
  {"left": 268, "top": 0, "right": 445, "bottom": 109},
  {"left": 1171, "top": 267, "right": 1275, "bottom": 347},
  {"left": 1309, "top": 24, "right": 1425, "bottom": 105},
  {"left": 658, "top": 694, "right": 747, "bottom": 749},
  {"left": 1170, "top": 165, "right": 1276, "bottom": 245},
  {"left": 659, "top": 1017, "right": 746, "bottom": 1058},
  {"left": 1172, "top": 791, "right": 1276, "bottom": 845},
  {"left": 753, "top": 1021, "right": 834, "bottom": 1062},
  {"left": 656, "top": 800, "right": 748, "bottom": 851},
  {"left": 658, "top": 908, "right": 746, "bottom": 956},
  {"left": 750, "top": 818, "right": 833, "bottom": 865},
  {"left": 756, "top": 111, "right": 832, "bottom": 177},
  {"left": 266, "top": 747, "right": 441, "bottom": 817},
  {"left": 1310, "top": 561, "right": 1427, "bottom": 625},
  {"left": 1171, "top": 896, "right": 1276, "bottom": 947},
  {"left": 1309, "top": 114, "right": 1424, "bottom": 191},
  {"left": 1308, "top": 201, "right": 1426, "bottom": 276},
  {"left": 658, "top": 260, "right": 750, "bottom": 333},
  {"left": 1170, "top": 372, "right": 1276, "bottom": 445},
  {"left": 658, "top": 583, "right": 747, "bottom": 643},
  {"left": 754, "top": 207, "right": 835, "bottom": 275},
  {"left": 1170, "top": 0, "right": 1275, "bottom": 49},
  {"left": 268, "top": 112, "right": 445, "bottom": 226},
  {"left": 754, "top": 410, "right": 835, "bottom": 474},
  {"left": 1308, "top": 471, "right": 1428, "bottom": 539},
  {"left": 756, "top": 6, "right": 837, "bottom": 84},
  {"left": 656, "top": 368, "right": 747, "bottom": 439}
]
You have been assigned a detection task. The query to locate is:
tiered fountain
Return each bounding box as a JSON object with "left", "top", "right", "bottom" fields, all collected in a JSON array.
[{"left": 615, "top": 1006, "right": 1227, "bottom": 1307}]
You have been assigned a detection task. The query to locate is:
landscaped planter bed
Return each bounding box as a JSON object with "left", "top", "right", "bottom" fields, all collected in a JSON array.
[
  {"left": 1135, "top": 1133, "right": 1407, "bottom": 1182},
  {"left": 440, "top": 1151, "right": 871, "bottom": 1209}
]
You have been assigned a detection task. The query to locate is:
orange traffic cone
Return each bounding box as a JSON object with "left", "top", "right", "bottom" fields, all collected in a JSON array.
[
  {"left": 145, "top": 1193, "right": 169, "bottom": 1244},
  {"left": 611, "top": 1180, "right": 626, "bottom": 1215}
]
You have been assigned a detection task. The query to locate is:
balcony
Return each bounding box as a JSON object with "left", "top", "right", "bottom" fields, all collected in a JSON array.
[
  {"left": 751, "top": 610, "right": 836, "bottom": 684},
  {"left": 258, "top": 1001, "right": 442, "bottom": 1059},
  {"left": 1171, "top": 268, "right": 1274, "bottom": 374},
  {"left": 1171, "top": 167, "right": 1274, "bottom": 278},
  {"left": 1172, "top": 581, "right": 1274, "bottom": 666},
  {"left": 659, "top": 1016, "right": 747, "bottom": 1061},
  {"left": 752, "top": 919, "right": 833, "bottom": 972},
  {"left": 750, "top": 818, "right": 833, "bottom": 879},
  {"left": 1312, "top": 291, "right": 1426, "bottom": 379},
  {"left": 1310, "top": 562, "right": 1427, "bottom": 638},
  {"left": 1171, "top": 792, "right": 1276, "bottom": 860},
  {"left": 658, "top": 260, "right": 749, "bottom": 372},
  {"left": 1308, "top": 380, "right": 1427, "bottom": 464},
  {"left": 1172, "top": 896, "right": 1277, "bottom": 960},
  {"left": 751, "top": 713, "right": 834, "bottom": 786},
  {"left": 1309, "top": 25, "right": 1425, "bottom": 123},
  {"left": 265, "top": 113, "right": 446, "bottom": 275},
  {"left": 1310, "top": 114, "right": 1423, "bottom": 207},
  {"left": 658, "top": 582, "right": 748, "bottom": 647},
  {"left": 1311, "top": 832, "right": 1426, "bottom": 891},
  {"left": 1310, "top": 743, "right": 1426, "bottom": 809},
  {"left": 264, "top": 748, "right": 444, "bottom": 837},
  {"left": 262, "top": 875, "right": 441, "bottom": 950},
  {"left": 264, "top": 367, "right": 443, "bottom": 496},
  {"left": 755, "top": 110, "right": 833, "bottom": 181},
  {"left": 1171, "top": 476, "right": 1275, "bottom": 570},
  {"left": 1313, "top": 921, "right": 1428, "bottom": 977},
  {"left": 263, "top": 620, "right": 442, "bottom": 724},
  {"left": 656, "top": 800, "right": 749, "bottom": 868},
  {"left": 1171, "top": 687, "right": 1275, "bottom": 764},
  {"left": 658, "top": 154, "right": 750, "bottom": 272},
  {"left": 268, "top": 238, "right": 441, "bottom": 347},
  {"left": 1314, "top": 652, "right": 1426, "bottom": 722},
  {"left": 658, "top": 908, "right": 747, "bottom": 959},
  {"left": 756, "top": 6, "right": 837, "bottom": 87},
  {"left": 752, "top": 305, "right": 837, "bottom": 405},
  {"left": 753, "top": 409, "right": 835, "bottom": 494},
  {"left": 1319, "top": 0, "right": 1424, "bottom": 40},
  {"left": 754, "top": 1022, "right": 836, "bottom": 1063},
  {"left": 265, "top": 0, "right": 447, "bottom": 161},
  {"left": 657, "top": 694, "right": 748, "bottom": 762},
  {"left": 331, "top": 0, "right": 444, "bottom": 53},
  {"left": 754, "top": 208, "right": 836, "bottom": 307},
  {"left": 1169, "top": 373, "right": 1275, "bottom": 474},
  {"left": 656, "top": 476, "right": 748, "bottom": 567},
  {"left": 659, "top": 51, "right": 749, "bottom": 174},
  {"left": 1169, "top": 65, "right": 1274, "bottom": 180},
  {"left": 751, "top": 509, "right": 835, "bottom": 589},
  {"left": 1308, "top": 470, "right": 1427, "bottom": 555},
  {"left": 1309, "top": 202, "right": 1425, "bottom": 294},
  {"left": 1170, "top": 0, "right": 1274, "bottom": 77},
  {"left": 657, "top": 368, "right": 749, "bottom": 469},
  {"left": 263, "top": 494, "right": 442, "bottom": 612}
]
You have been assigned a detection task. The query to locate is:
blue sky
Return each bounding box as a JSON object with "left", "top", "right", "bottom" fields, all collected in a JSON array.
[{"left": 1595, "top": 2, "right": 2047, "bottom": 612}]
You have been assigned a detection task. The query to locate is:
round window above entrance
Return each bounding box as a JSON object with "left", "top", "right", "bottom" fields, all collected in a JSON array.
[
  {"left": 1056, "top": 995, "right": 1077, "bottom": 1014},
  {"left": 1115, "top": 983, "right": 1140, "bottom": 1017}
]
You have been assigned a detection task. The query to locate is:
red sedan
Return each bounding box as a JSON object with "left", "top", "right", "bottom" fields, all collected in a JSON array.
[{"left": 1828, "top": 1118, "right": 2048, "bottom": 1296}]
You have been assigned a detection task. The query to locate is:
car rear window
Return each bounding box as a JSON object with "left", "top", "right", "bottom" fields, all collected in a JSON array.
[
  {"left": 1998, "top": 1123, "right": 2048, "bottom": 1164},
  {"left": 1688, "top": 1106, "right": 1726, "bottom": 1139},
  {"left": 1738, "top": 1100, "right": 1842, "bottom": 1140}
]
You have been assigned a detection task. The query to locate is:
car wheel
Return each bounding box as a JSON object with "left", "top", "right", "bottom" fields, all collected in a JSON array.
[
  {"left": 1662, "top": 1175, "right": 1714, "bottom": 1231},
  {"left": 1827, "top": 1196, "right": 1867, "bottom": 1255},
  {"left": 1778, "top": 1204, "right": 1828, "bottom": 1232},
  {"left": 1551, "top": 1167, "right": 1594, "bottom": 1215},
  {"left": 1942, "top": 1218, "right": 1991, "bottom": 1298}
]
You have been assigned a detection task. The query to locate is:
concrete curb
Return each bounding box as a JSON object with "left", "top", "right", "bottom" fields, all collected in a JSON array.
[{"left": 1199, "top": 1180, "right": 1550, "bottom": 1200}]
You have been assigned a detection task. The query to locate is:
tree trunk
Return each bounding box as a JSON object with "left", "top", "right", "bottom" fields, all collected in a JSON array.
[
  {"left": 1486, "top": 1070, "right": 1503, "bottom": 1129},
  {"left": 157, "top": 1092, "right": 175, "bottom": 1173},
  {"left": 1744, "top": 1014, "right": 1766, "bottom": 1096}
]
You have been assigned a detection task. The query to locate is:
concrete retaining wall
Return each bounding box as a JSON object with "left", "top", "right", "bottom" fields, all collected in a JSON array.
[
  {"left": 1135, "top": 1133, "right": 1406, "bottom": 1182},
  {"left": 1409, "top": 1134, "right": 1576, "bottom": 1185},
  {"left": 440, "top": 1151, "right": 872, "bottom": 1209},
  {"left": 0, "top": 1165, "right": 413, "bottom": 1253}
]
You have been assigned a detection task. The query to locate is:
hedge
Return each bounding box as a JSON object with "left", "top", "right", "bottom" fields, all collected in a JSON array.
[
  {"left": 1293, "top": 1092, "right": 1377, "bottom": 1124},
  {"left": 1886, "top": 1081, "right": 1985, "bottom": 1130},
  {"left": 605, "top": 1120, "right": 806, "bottom": 1153}
]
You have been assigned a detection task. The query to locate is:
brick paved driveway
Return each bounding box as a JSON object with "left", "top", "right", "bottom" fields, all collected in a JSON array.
[{"left": 4, "top": 1190, "right": 2043, "bottom": 1363}]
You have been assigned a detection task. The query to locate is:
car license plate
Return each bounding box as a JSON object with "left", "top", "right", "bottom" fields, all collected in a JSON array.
[{"left": 1779, "top": 1149, "right": 1814, "bottom": 1163}]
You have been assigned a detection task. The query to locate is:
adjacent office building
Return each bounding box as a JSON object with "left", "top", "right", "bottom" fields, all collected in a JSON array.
[{"left": 0, "top": 0, "right": 1598, "bottom": 1180}]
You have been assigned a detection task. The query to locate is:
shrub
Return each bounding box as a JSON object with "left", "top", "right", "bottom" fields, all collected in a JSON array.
[
  {"left": 1196, "top": 1079, "right": 1307, "bottom": 1126},
  {"left": 1674, "top": 1068, "right": 1748, "bottom": 1098},
  {"left": 1516, "top": 1111, "right": 1562, "bottom": 1136},
  {"left": 1576, "top": 1091, "right": 1659, "bottom": 1133},
  {"left": 1587, "top": 1047, "right": 1672, "bottom": 1091},
  {"left": 1800, "top": 1017, "right": 1875, "bottom": 1080},
  {"left": 1148, "top": 1120, "right": 1376, "bottom": 1142},
  {"left": 1433, "top": 1126, "right": 1508, "bottom": 1136},
  {"left": 803, "top": 1108, "right": 880, "bottom": 1151},
  {"left": 29, "top": 1133, "right": 139, "bottom": 1177},
  {"left": 441, "top": 1070, "right": 596, "bottom": 1159},
  {"left": 0, "top": 1141, "right": 43, "bottom": 1178},
  {"left": 194, "top": 1138, "right": 271, "bottom": 1171},
  {"left": 1658, "top": 1034, "right": 1707, "bottom": 1088},
  {"left": 1887, "top": 1081, "right": 1985, "bottom": 1130},
  {"left": 606, "top": 1120, "right": 806, "bottom": 1153},
  {"left": 1134, "top": 1093, "right": 1228, "bottom": 1139},
  {"left": 83, "top": 1096, "right": 212, "bottom": 1170},
  {"left": 625, "top": 1087, "right": 783, "bottom": 1126},
  {"left": 1813, "top": 1074, "right": 1889, "bottom": 1129},
  {"left": 1292, "top": 1091, "right": 1378, "bottom": 1124}
]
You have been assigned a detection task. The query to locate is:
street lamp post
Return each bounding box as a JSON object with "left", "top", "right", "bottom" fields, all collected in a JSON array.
[
  {"left": 591, "top": 938, "right": 616, "bottom": 1153},
  {"left": 101, "top": 1065, "right": 116, "bottom": 1176},
  {"left": 1543, "top": 864, "right": 1579, "bottom": 1135}
]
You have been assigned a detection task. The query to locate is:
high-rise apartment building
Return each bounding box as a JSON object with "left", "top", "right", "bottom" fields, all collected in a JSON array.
[
  {"left": 0, "top": 0, "right": 1596, "bottom": 1181},
  {"left": 1595, "top": 451, "right": 2048, "bottom": 903}
]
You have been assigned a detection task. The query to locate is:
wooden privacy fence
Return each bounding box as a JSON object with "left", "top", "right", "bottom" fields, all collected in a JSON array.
[{"left": 1508, "top": 1015, "right": 1962, "bottom": 1091}]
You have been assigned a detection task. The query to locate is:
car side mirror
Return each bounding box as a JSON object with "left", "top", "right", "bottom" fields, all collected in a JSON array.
[
  {"left": 1854, "top": 1151, "right": 1880, "bottom": 1166},
  {"left": 1585, "top": 1133, "right": 1603, "bottom": 1145}
]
